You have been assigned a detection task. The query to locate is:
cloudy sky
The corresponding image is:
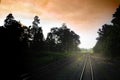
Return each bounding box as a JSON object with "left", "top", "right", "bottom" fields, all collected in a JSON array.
[{"left": 0, "top": 0, "right": 119, "bottom": 48}]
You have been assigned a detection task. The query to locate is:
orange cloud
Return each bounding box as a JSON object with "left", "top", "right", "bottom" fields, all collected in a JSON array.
[
  {"left": 46, "top": 1, "right": 117, "bottom": 33},
  {"left": 0, "top": 0, "right": 119, "bottom": 30},
  {"left": 0, "top": 0, "right": 119, "bottom": 48}
]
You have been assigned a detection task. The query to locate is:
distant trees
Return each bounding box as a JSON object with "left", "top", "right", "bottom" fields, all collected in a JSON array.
[
  {"left": 0, "top": 13, "right": 80, "bottom": 79},
  {"left": 0, "top": 13, "right": 25, "bottom": 79},
  {"left": 32, "top": 27, "right": 45, "bottom": 50},
  {"left": 31, "top": 16, "right": 40, "bottom": 35},
  {"left": 0, "top": 13, "right": 80, "bottom": 52},
  {"left": 30, "top": 16, "right": 45, "bottom": 50},
  {"left": 46, "top": 23, "right": 80, "bottom": 52},
  {"left": 94, "top": 6, "right": 120, "bottom": 57},
  {"left": 2, "top": 13, "right": 23, "bottom": 50}
]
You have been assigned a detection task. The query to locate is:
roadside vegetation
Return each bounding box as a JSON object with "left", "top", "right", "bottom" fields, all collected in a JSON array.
[
  {"left": 27, "top": 50, "right": 79, "bottom": 67},
  {"left": 0, "top": 13, "right": 80, "bottom": 79},
  {"left": 80, "top": 48, "right": 93, "bottom": 54},
  {"left": 94, "top": 6, "right": 120, "bottom": 58}
]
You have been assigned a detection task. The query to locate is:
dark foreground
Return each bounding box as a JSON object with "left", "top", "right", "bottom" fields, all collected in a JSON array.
[{"left": 20, "top": 53, "right": 120, "bottom": 80}]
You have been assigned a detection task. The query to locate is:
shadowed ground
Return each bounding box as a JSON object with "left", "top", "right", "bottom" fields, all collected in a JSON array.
[{"left": 24, "top": 53, "right": 120, "bottom": 80}]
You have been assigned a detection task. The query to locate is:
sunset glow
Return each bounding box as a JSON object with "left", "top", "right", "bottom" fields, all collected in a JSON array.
[{"left": 0, "top": 0, "right": 119, "bottom": 48}]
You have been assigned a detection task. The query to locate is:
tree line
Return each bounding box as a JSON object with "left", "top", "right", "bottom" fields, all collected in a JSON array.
[
  {"left": 0, "top": 13, "right": 80, "bottom": 53},
  {"left": 0, "top": 13, "right": 80, "bottom": 79},
  {"left": 93, "top": 6, "right": 120, "bottom": 57}
]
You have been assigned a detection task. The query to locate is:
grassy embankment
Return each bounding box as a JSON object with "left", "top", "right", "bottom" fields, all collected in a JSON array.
[{"left": 26, "top": 50, "right": 80, "bottom": 67}]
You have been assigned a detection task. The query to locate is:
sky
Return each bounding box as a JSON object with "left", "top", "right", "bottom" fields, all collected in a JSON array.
[{"left": 0, "top": 0, "right": 119, "bottom": 49}]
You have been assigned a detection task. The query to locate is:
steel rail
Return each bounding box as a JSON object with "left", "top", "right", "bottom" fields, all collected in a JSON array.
[
  {"left": 80, "top": 55, "right": 88, "bottom": 80},
  {"left": 89, "top": 54, "right": 94, "bottom": 80},
  {"left": 79, "top": 54, "right": 94, "bottom": 80}
]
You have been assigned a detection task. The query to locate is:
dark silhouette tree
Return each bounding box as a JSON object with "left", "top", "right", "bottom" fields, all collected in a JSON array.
[
  {"left": 94, "top": 6, "right": 120, "bottom": 57},
  {"left": 0, "top": 13, "right": 81, "bottom": 79},
  {"left": 21, "top": 26, "right": 32, "bottom": 48},
  {"left": 29, "top": 16, "right": 46, "bottom": 50},
  {"left": 94, "top": 24, "right": 113, "bottom": 55},
  {"left": 46, "top": 23, "right": 80, "bottom": 52},
  {"left": 110, "top": 6, "right": 120, "bottom": 56},
  {"left": 32, "top": 27, "right": 45, "bottom": 50},
  {"left": 0, "top": 13, "right": 28, "bottom": 79},
  {"left": 4, "top": 13, "right": 14, "bottom": 27},
  {"left": 3, "top": 13, "right": 23, "bottom": 50},
  {"left": 46, "top": 28, "right": 58, "bottom": 51},
  {"left": 31, "top": 16, "right": 40, "bottom": 35}
]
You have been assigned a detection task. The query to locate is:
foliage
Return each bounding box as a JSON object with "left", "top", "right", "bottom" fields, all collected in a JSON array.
[
  {"left": 0, "top": 13, "right": 80, "bottom": 52},
  {"left": 0, "top": 13, "right": 81, "bottom": 78},
  {"left": 94, "top": 6, "right": 120, "bottom": 57},
  {"left": 46, "top": 23, "right": 80, "bottom": 52}
]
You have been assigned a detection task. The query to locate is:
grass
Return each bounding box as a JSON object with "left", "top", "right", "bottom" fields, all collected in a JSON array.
[
  {"left": 80, "top": 48, "right": 94, "bottom": 54},
  {"left": 26, "top": 51, "right": 78, "bottom": 67}
]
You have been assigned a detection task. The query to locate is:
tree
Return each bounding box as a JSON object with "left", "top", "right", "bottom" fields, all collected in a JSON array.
[
  {"left": 3, "top": 13, "right": 23, "bottom": 49},
  {"left": 110, "top": 6, "right": 120, "bottom": 56},
  {"left": 32, "top": 27, "right": 45, "bottom": 50},
  {"left": 94, "top": 24, "right": 113, "bottom": 55},
  {"left": 94, "top": 6, "right": 120, "bottom": 57},
  {"left": 0, "top": 13, "right": 29, "bottom": 79},
  {"left": 46, "top": 23, "right": 80, "bottom": 52},
  {"left": 4, "top": 13, "right": 14, "bottom": 27},
  {"left": 0, "top": 13, "right": 81, "bottom": 79},
  {"left": 30, "top": 16, "right": 46, "bottom": 50},
  {"left": 46, "top": 28, "right": 58, "bottom": 51},
  {"left": 31, "top": 16, "right": 40, "bottom": 35},
  {"left": 112, "top": 5, "right": 120, "bottom": 25},
  {"left": 21, "top": 26, "right": 32, "bottom": 48}
]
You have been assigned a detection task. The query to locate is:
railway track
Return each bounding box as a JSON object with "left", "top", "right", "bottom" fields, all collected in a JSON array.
[
  {"left": 80, "top": 54, "right": 94, "bottom": 80},
  {"left": 20, "top": 54, "right": 94, "bottom": 80}
]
